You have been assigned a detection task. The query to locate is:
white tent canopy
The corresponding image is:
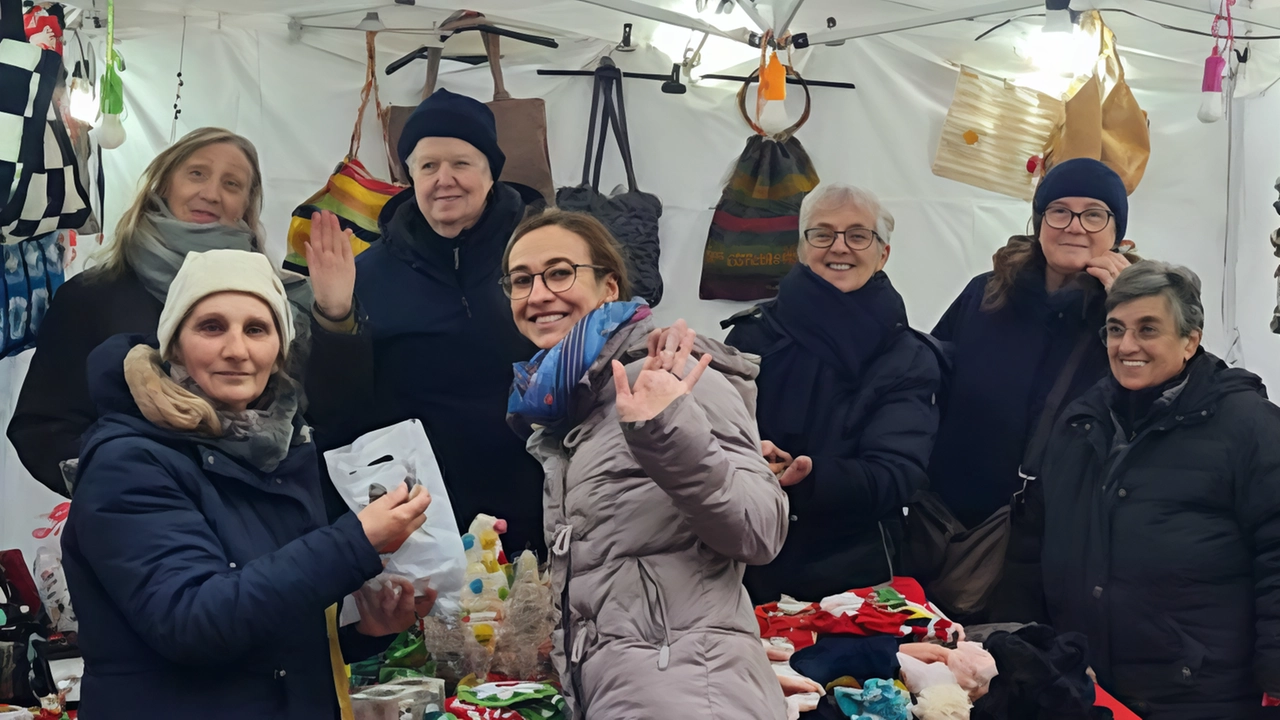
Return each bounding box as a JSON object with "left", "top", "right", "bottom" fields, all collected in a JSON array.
[{"left": 2, "top": 0, "right": 1279, "bottom": 557}]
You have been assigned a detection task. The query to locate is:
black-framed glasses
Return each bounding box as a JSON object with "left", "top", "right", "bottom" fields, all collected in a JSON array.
[
  {"left": 1043, "top": 206, "right": 1114, "bottom": 233},
  {"left": 500, "top": 262, "right": 608, "bottom": 300},
  {"left": 803, "top": 227, "right": 880, "bottom": 250}
]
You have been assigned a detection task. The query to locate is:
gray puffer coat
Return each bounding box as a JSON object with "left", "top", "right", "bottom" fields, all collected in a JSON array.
[{"left": 515, "top": 317, "right": 790, "bottom": 719}]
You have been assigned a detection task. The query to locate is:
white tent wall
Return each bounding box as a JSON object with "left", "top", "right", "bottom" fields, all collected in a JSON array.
[
  {"left": 0, "top": 16, "right": 1243, "bottom": 556},
  {"left": 1229, "top": 88, "right": 1280, "bottom": 395}
]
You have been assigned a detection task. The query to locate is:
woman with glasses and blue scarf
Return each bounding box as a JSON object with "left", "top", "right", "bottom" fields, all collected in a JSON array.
[
  {"left": 926, "top": 158, "right": 1141, "bottom": 620},
  {"left": 502, "top": 210, "right": 789, "bottom": 719},
  {"left": 721, "top": 183, "right": 942, "bottom": 606}
]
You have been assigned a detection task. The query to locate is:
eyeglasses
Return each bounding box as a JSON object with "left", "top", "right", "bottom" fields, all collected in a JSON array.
[
  {"left": 1099, "top": 324, "right": 1166, "bottom": 346},
  {"left": 500, "top": 262, "right": 608, "bottom": 300},
  {"left": 1043, "top": 206, "right": 1114, "bottom": 233},
  {"left": 803, "top": 227, "right": 881, "bottom": 250}
]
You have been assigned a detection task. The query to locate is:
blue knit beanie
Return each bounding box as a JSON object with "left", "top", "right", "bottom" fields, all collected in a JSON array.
[
  {"left": 396, "top": 89, "right": 506, "bottom": 179},
  {"left": 1033, "top": 158, "right": 1128, "bottom": 242}
]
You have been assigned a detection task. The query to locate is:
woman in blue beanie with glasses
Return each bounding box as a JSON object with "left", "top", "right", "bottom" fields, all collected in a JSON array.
[
  {"left": 303, "top": 88, "right": 547, "bottom": 558},
  {"left": 924, "top": 158, "right": 1140, "bottom": 620}
]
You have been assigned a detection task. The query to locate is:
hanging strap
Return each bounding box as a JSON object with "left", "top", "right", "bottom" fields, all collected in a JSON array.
[
  {"left": 579, "top": 60, "right": 638, "bottom": 192},
  {"left": 422, "top": 10, "right": 508, "bottom": 101},
  {"left": 482, "top": 32, "right": 510, "bottom": 101},
  {"left": 0, "top": 0, "right": 24, "bottom": 43},
  {"left": 1019, "top": 330, "right": 1096, "bottom": 481},
  {"left": 349, "top": 31, "right": 388, "bottom": 163},
  {"left": 736, "top": 65, "right": 812, "bottom": 141}
]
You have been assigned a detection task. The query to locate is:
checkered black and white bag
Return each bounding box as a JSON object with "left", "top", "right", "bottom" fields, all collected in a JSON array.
[{"left": 0, "top": 0, "right": 90, "bottom": 244}]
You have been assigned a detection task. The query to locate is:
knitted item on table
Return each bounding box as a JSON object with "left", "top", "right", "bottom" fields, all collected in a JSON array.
[
  {"left": 756, "top": 577, "right": 960, "bottom": 650},
  {"left": 833, "top": 678, "right": 911, "bottom": 720}
]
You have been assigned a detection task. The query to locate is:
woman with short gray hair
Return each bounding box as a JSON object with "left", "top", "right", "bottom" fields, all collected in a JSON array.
[
  {"left": 1040, "top": 261, "right": 1280, "bottom": 718},
  {"left": 723, "top": 182, "right": 942, "bottom": 603}
]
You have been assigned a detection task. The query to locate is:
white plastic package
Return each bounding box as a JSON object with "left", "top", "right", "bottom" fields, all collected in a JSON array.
[{"left": 325, "top": 419, "right": 467, "bottom": 618}]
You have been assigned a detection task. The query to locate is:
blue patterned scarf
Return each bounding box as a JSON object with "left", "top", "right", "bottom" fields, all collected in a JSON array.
[{"left": 509, "top": 300, "right": 650, "bottom": 428}]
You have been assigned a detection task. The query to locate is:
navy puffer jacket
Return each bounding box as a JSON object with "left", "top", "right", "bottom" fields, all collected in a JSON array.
[{"left": 62, "top": 334, "right": 390, "bottom": 720}]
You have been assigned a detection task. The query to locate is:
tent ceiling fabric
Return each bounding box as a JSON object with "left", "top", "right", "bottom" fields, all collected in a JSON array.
[{"left": 95, "top": 0, "right": 1280, "bottom": 94}]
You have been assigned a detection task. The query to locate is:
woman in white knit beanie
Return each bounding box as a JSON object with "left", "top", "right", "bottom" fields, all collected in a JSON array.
[{"left": 60, "top": 249, "right": 434, "bottom": 720}]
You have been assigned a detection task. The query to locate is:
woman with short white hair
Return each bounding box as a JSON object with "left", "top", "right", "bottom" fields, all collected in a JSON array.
[{"left": 723, "top": 182, "right": 942, "bottom": 603}]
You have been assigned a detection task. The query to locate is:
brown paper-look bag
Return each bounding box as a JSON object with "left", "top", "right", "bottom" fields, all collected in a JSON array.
[
  {"left": 384, "top": 13, "right": 554, "bottom": 205},
  {"left": 1042, "top": 11, "right": 1150, "bottom": 195}
]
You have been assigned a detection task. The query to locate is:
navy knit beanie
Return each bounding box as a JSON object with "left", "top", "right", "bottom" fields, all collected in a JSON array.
[
  {"left": 396, "top": 88, "right": 506, "bottom": 179},
  {"left": 1033, "top": 158, "right": 1128, "bottom": 242}
]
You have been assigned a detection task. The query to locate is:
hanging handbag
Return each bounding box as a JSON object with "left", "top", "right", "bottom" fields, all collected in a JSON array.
[
  {"left": 0, "top": 0, "right": 91, "bottom": 242},
  {"left": 384, "top": 11, "right": 555, "bottom": 206},
  {"left": 1042, "top": 10, "right": 1150, "bottom": 195},
  {"left": 554, "top": 57, "right": 664, "bottom": 306},
  {"left": 699, "top": 66, "right": 819, "bottom": 301},
  {"left": 922, "top": 331, "right": 1094, "bottom": 621},
  {"left": 284, "top": 32, "right": 403, "bottom": 275}
]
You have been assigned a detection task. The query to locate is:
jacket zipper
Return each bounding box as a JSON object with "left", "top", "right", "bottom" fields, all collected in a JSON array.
[
  {"left": 453, "top": 246, "right": 473, "bottom": 318},
  {"left": 636, "top": 558, "right": 672, "bottom": 670}
]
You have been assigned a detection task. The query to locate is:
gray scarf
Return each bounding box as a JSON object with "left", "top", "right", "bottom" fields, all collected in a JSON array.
[
  {"left": 126, "top": 194, "right": 256, "bottom": 304},
  {"left": 170, "top": 364, "right": 304, "bottom": 473},
  {"left": 126, "top": 195, "right": 315, "bottom": 401}
]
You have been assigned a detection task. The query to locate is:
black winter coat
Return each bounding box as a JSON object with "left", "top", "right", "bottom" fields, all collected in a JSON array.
[
  {"left": 305, "top": 185, "right": 547, "bottom": 558},
  {"left": 929, "top": 262, "right": 1110, "bottom": 528},
  {"left": 8, "top": 267, "right": 162, "bottom": 495},
  {"left": 62, "top": 335, "right": 390, "bottom": 720},
  {"left": 725, "top": 267, "right": 940, "bottom": 604},
  {"left": 1042, "top": 351, "right": 1280, "bottom": 720}
]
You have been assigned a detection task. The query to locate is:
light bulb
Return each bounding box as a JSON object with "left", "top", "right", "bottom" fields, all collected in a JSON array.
[
  {"left": 68, "top": 77, "right": 97, "bottom": 126},
  {"left": 1198, "top": 53, "right": 1227, "bottom": 124},
  {"left": 1027, "top": 23, "right": 1094, "bottom": 78},
  {"left": 93, "top": 113, "right": 126, "bottom": 149}
]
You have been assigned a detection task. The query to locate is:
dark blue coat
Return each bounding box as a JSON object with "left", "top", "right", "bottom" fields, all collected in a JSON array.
[
  {"left": 1042, "top": 352, "right": 1280, "bottom": 720},
  {"left": 62, "top": 335, "right": 389, "bottom": 720},
  {"left": 305, "top": 185, "right": 546, "bottom": 558},
  {"left": 928, "top": 264, "right": 1110, "bottom": 528},
  {"left": 725, "top": 268, "right": 940, "bottom": 604}
]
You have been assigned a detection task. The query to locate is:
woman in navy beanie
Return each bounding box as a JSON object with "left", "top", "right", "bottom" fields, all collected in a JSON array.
[{"left": 925, "top": 158, "right": 1140, "bottom": 620}]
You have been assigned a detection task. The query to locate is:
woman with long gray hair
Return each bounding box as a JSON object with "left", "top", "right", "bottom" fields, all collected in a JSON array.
[
  {"left": 1041, "top": 261, "right": 1280, "bottom": 719},
  {"left": 7, "top": 127, "right": 345, "bottom": 496}
]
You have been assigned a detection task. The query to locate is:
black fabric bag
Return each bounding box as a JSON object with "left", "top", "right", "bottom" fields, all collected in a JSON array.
[
  {"left": 0, "top": 0, "right": 91, "bottom": 242},
  {"left": 919, "top": 332, "right": 1094, "bottom": 621},
  {"left": 555, "top": 57, "right": 664, "bottom": 306}
]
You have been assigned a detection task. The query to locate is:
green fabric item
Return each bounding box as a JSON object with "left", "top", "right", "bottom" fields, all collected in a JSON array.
[
  {"left": 379, "top": 666, "right": 430, "bottom": 684},
  {"left": 385, "top": 630, "right": 430, "bottom": 669},
  {"left": 457, "top": 682, "right": 559, "bottom": 708}
]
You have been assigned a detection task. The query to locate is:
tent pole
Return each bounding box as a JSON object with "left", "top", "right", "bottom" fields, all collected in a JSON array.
[
  {"left": 774, "top": 0, "right": 807, "bottom": 38},
  {"left": 574, "top": 0, "right": 752, "bottom": 44},
  {"left": 733, "top": 0, "right": 772, "bottom": 34}
]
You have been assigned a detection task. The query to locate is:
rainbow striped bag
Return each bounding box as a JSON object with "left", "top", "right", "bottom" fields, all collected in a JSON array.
[{"left": 285, "top": 32, "right": 403, "bottom": 275}]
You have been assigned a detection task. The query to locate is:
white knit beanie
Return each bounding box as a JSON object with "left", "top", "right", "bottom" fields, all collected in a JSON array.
[{"left": 157, "top": 249, "right": 296, "bottom": 362}]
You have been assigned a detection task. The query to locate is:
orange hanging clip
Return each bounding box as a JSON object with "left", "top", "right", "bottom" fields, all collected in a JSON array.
[{"left": 761, "top": 50, "right": 787, "bottom": 101}]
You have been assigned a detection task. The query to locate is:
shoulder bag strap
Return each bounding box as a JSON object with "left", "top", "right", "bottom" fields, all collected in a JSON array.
[
  {"left": 1019, "top": 329, "right": 1096, "bottom": 482},
  {"left": 421, "top": 46, "right": 442, "bottom": 100},
  {"left": 606, "top": 69, "right": 639, "bottom": 192},
  {"left": 348, "top": 31, "right": 380, "bottom": 162},
  {"left": 481, "top": 32, "right": 510, "bottom": 101},
  {"left": 580, "top": 65, "right": 609, "bottom": 187}
]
